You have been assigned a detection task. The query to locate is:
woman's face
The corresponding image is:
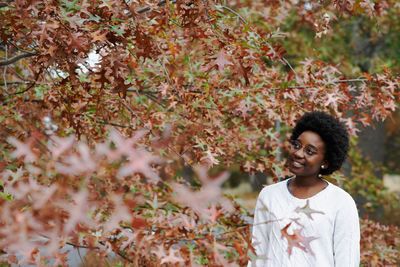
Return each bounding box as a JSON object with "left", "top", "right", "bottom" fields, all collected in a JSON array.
[{"left": 288, "top": 130, "right": 327, "bottom": 178}]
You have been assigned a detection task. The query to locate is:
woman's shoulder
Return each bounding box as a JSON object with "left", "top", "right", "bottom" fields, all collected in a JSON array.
[
  {"left": 257, "top": 178, "right": 288, "bottom": 198},
  {"left": 326, "top": 181, "right": 356, "bottom": 204}
]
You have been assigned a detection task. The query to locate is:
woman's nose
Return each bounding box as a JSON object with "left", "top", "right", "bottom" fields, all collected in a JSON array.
[{"left": 294, "top": 147, "right": 304, "bottom": 158}]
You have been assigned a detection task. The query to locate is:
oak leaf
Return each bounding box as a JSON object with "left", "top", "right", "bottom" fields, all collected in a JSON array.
[{"left": 200, "top": 50, "right": 233, "bottom": 74}]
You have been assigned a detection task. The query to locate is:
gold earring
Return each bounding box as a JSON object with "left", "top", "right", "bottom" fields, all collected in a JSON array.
[{"left": 321, "top": 165, "right": 325, "bottom": 169}]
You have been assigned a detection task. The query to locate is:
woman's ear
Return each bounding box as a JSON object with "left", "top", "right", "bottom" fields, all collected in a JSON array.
[{"left": 321, "top": 160, "right": 329, "bottom": 170}]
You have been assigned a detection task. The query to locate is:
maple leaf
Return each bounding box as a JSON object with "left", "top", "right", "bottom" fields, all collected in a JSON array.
[
  {"left": 50, "top": 135, "right": 75, "bottom": 159},
  {"left": 207, "top": 204, "right": 221, "bottom": 223},
  {"left": 300, "top": 58, "right": 314, "bottom": 69},
  {"left": 91, "top": 30, "right": 108, "bottom": 43},
  {"left": 117, "top": 149, "right": 161, "bottom": 183},
  {"left": 103, "top": 194, "right": 132, "bottom": 232},
  {"left": 234, "top": 102, "right": 252, "bottom": 118},
  {"left": 120, "top": 229, "right": 137, "bottom": 250},
  {"left": 200, "top": 50, "right": 233, "bottom": 74},
  {"left": 324, "top": 93, "right": 339, "bottom": 109},
  {"left": 180, "top": 214, "right": 196, "bottom": 228},
  {"left": 2, "top": 167, "right": 24, "bottom": 184},
  {"left": 160, "top": 247, "right": 184, "bottom": 265},
  {"left": 292, "top": 228, "right": 318, "bottom": 257},
  {"left": 343, "top": 117, "right": 360, "bottom": 136},
  {"left": 294, "top": 199, "right": 325, "bottom": 220},
  {"left": 213, "top": 241, "right": 235, "bottom": 266},
  {"left": 243, "top": 161, "right": 252, "bottom": 172},
  {"left": 290, "top": 217, "right": 304, "bottom": 227},
  {"left": 7, "top": 137, "right": 37, "bottom": 162},
  {"left": 153, "top": 245, "right": 167, "bottom": 259},
  {"left": 55, "top": 142, "right": 96, "bottom": 175},
  {"left": 100, "top": 128, "right": 149, "bottom": 160},
  {"left": 200, "top": 149, "right": 220, "bottom": 168},
  {"left": 280, "top": 223, "right": 318, "bottom": 256},
  {"left": 146, "top": 194, "right": 166, "bottom": 211},
  {"left": 5, "top": 175, "right": 42, "bottom": 200},
  {"left": 32, "top": 184, "right": 57, "bottom": 209},
  {"left": 195, "top": 166, "right": 230, "bottom": 190},
  {"left": 59, "top": 189, "right": 94, "bottom": 234}
]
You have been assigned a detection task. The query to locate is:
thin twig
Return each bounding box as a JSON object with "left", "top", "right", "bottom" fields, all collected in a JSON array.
[
  {"left": 160, "top": 59, "right": 182, "bottom": 101},
  {"left": 118, "top": 97, "right": 139, "bottom": 118},
  {"left": 7, "top": 41, "right": 38, "bottom": 55},
  {"left": 126, "top": 88, "right": 158, "bottom": 94},
  {"left": 66, "top": 241, "right": 134, "bottom": 263},
  {"left": 220, "top": 5, "right": 300, "bottom": 80},
  {"left": 144, "top": 91, "right": 167, "bottom": 109},
  {"left": 268, "top": 78, "right": 370, "bottom": 90},
  {"left": 3, "top": 44, "right": 8, "bottom": 93},
  {"left": 169, "top": 19, "right": 183, "bottom": 28},
  {"left": 137, "top": 0, "right": 176, "bottom": 14},
  {"left": 1, "top": 98, "right": 43, "bottom": 105},
  {"left": 221, "top": 6, "right": 248, "bottom": 24},
  {"left": 0, "top": 81, "right": 35, "bottom": 85},
  {"left": 0, "top": 51, "right": 36, "bottom": 67},
  {"left": 160, "top": 60, "right": 173, "bottom": 87},
  {"left": 97, "top": 120, "right": 133, "bottom": 128},
  {"left": 6, "top": 82, "right": 36, "bottom": 95}
]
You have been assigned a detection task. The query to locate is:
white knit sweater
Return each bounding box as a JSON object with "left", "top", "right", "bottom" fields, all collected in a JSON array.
[{"left": 248, "top": 178, "right": 360, "bottom": 267}]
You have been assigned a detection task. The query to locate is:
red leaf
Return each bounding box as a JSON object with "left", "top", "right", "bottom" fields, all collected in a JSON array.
[
  {"left": 200, "top": 50, "right": 233, "bottom": 74},
  {"left": 280, "top": 223, "right": 318, "bottom": 256}
]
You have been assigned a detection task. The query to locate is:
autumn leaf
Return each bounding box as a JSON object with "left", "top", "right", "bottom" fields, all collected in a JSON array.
[
  {"left": 200, "top": 50, "right": 233, "bottom": 74},
  {"left": 294, "top": 199, "right": 325, "bottom": 220},
  {"left": 0, "top": 0, "right": 398, "bottom": 265},
  {"left": 50, "top": 135, "right": 75, "bottom": 159},
  {"left": 117, "top": 149, "right": 161, "bottom": 183},
  {"left": 207, "top": 204, "right": 221, "bottom": 223},
  {"left": 58, "top": 189, "right": 94, "bottom": 234},
  {"left": 7, "top": 137, "right": 37, "bottom": 163},
  {"left": 280, "top": 223, "right": 318, "bottom": 256},
  {"left": 160, "top": 247, "right": 184, "bottom": 264}
]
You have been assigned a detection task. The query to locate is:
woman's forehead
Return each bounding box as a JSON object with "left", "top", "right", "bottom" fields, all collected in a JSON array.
[{"left": 297, "top": 131, "right": 325, "bottom": 148}]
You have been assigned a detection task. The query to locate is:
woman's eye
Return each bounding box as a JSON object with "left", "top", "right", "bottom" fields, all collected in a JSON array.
[
  {"left": 305, "top": 148, "right": 315, "bottom": 155},
  {"left": 292, "top": 141, "right": 301, "bottom": 149}
]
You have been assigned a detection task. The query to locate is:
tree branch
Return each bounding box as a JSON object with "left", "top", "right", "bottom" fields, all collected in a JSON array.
[
  {"left": 6, "top": 82, "right": 36, "bottom": 95},
  {"left": 0, "top": 81, "right": 34, "bottom": 86},
  {"left": 220, "top": 5, "right": 300, "bottom": 80},
  {"left": 221, "top": 6, "right": 248, "bottom": 24},
  {"left": 96, "top": 120, "right": 133, "bottom": 128},
  {"left": 1, "top": 98, "right": 43, "bottom": 105},
  {"left": 137, "top": 0, "right": 176, "bottom": 14},
  {"left": 0, "top": 52, "right": 36, "bottom": 67},
  {"left": 66, "top": 241, "right": 134, "bottom": 263},
  {"left": 269, "top": 78, "right": 369, "bottom": 90}
]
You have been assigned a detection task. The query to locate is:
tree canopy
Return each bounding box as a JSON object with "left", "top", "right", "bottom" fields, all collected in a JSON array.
[{"left": 0, "top": 0, "right": 399, "bottom": 265}]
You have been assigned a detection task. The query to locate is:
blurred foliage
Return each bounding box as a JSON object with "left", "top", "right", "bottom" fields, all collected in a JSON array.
[
  {"left": 360, "top": 219, "right": 400, "bottom": 266},
  {"left": 279, "top": 5, "right": 400, "bottom": 75},
  {"left": 385, "top": 110, "right": 400, "bottom": 174}
]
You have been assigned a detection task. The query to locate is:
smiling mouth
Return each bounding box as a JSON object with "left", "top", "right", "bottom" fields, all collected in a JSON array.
[{"left": 291, "top": 159, "right": 304, "bottom": 168}]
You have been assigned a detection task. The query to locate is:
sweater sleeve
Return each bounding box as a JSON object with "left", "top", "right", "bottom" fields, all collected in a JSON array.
[
  {"left": 333, "top": 194, "right": 360, "bottom": 267},
  {"left": 248, "top": 193, "right": 269, "bottom": 267}
]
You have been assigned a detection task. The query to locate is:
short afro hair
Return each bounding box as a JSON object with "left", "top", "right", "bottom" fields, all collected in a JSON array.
[{"left": 290, "top": 111, "right": 349, "bottom": 175}]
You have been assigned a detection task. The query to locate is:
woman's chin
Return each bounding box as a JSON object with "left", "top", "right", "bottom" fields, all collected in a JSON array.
[
  {"left": 288, "top": 167, "right": 300, "bottom": 176},
  {"left": 288, "top": 162, "right": 303, "bottom": 174}
]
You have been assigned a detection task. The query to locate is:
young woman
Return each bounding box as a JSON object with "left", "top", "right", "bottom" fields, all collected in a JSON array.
[{"left": 248, "top": 111, "right": 360, "bottom": 267}]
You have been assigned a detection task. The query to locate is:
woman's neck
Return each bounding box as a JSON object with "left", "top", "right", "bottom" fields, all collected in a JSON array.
[{"left": 292, "top": 175, "right": 323, "bottom": 187}]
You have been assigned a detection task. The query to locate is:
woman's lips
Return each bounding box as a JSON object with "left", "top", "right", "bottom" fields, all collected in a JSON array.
[{"left": 291, "top": 159, "right": 304, "bottom": 168}]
